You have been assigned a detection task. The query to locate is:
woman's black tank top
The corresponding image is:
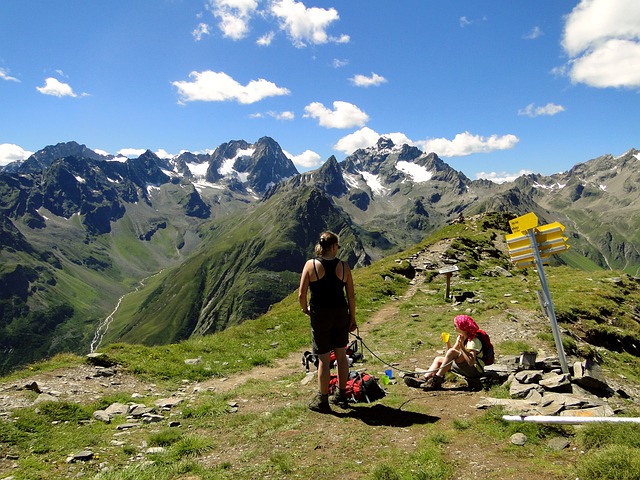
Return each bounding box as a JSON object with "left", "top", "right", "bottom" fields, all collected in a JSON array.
[{"left": 309, "top": 257, "right": 348, "bottom": 310}]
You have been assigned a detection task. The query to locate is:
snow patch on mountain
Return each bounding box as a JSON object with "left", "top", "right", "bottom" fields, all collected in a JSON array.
[
  {"left": 533, "top": 182, "right": 566, "bottom": 190},
  {"left": 186, "top": 162, "right": 209, "bottom": 178},
  {"left": 396, "top": 161, "right": 432, "bottom": 183},
  {"left": 360, "top": 171, "right": 387, "bottom": 196}
]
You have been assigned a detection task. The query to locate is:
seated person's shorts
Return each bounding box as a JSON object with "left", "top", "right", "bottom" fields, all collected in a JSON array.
[{"left": 452, "top": 357, "right": 483, "bottom": 378}]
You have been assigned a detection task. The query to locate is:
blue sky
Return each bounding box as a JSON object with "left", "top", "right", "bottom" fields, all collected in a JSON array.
[{"left": 1, "top": 0, "right": 639, "bottom": 182}]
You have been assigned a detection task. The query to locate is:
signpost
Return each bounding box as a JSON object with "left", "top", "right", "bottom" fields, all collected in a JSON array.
[
  {"left": 438, "top": 265, "right": 459, "bottom": 301},
  {"left": 506, "top": 213, "right": 570, "bottom": 374}
]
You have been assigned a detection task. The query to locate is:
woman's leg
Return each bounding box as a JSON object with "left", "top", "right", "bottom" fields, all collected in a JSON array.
[
  {"left": 425, "top": 356, "right": 444, "bottom": 379},
  {"left": 317, "top": 352, "right": 332, "bottom": 394},
  {"left": 435, "top": 348, "right": 461, "bottom": 378},
  {"left": 333, "top": 346, "right": 349, "bottom": 390}
]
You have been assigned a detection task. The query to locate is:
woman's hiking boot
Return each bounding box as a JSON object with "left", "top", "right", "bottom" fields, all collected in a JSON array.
[
  {"left": 308, "top": 393, "right": 331, "bottom": 413},
  {"left": 422, "top": 375, "right": 444, "bottom": 390},
  {"left": 329, "top": 388, "right": 349, "bottom": 408}
]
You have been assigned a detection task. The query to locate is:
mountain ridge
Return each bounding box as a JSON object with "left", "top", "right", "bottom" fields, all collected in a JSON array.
[{"left": 1, "top": 138, "right": 639, "bottom": 372}]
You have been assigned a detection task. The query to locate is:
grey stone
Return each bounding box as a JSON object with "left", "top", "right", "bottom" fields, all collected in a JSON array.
[
  {"left": 560, "top": 405, "right": 615, "bottom": 418},
  {"left": 539, "top": 373, "right": 572, "bottom": 392},
  {"left": 510, "top": 381, "right": 543, "bottom": 399},
  {"left": 510, "top": 433, "right": 527, "bottom": 446},
  {"left": 34, "top": 393, "right": 58, "bottom": 404},
  {"left": 155, "top": 397, "right": 184, "bottom": 408},
  {"left": 86, "top": 352, "right": 116, "bottom": 367},
  {"left": 92, "top": 410, "right": 111, "bottom": 423},
  {"left": 515, "top": 370, "right": 543, "bottom": 384},
  {"left": 67, "top": 450, "right": 94, "bottom": 463},
  {"left": 117, "top": 423, "right": 139, "bottom": 430},
  {"left": 547, "top": 437, "right": 571, "bottom": 451},
  {"left": 572, "top": 360, "right": 611, "bottom": 394},
  {"left": 142, "top": 414, "right": 164, "bottom": 424},
  {"left": 105, "top": 402, "right": 129, "bottom": 416}
]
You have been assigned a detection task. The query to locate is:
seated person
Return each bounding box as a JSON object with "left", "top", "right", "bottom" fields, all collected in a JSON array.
[{"left": 405, "top": 314, "right": 485, "bottom": 390}]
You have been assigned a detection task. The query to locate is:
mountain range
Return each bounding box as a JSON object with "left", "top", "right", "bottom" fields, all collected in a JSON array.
[{"left": 1, "top": 137, "right": 639, "bottom": 374}]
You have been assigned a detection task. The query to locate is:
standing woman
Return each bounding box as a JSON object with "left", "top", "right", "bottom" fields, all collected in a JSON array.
[{"left": 298, "top": 231, "right": 357, "bottom": 413}]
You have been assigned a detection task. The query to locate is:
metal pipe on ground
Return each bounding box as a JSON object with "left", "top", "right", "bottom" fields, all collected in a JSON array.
[{"left": 503, "top": 415, "right": 640, "bottom": 425}]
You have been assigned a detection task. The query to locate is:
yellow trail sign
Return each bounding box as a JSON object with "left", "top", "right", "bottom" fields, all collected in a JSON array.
[{"left": 509, "top": 212, "right": 538, "bottom": 234}]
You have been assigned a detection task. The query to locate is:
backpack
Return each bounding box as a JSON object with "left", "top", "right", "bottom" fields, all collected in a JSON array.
[
  {"left": 329, "top": 371, "right": 386, "bottom": 403},
  {"left": 475, "top": 329, "right": 495, "bottom": 366},
  {"left": 301, "top": 339, "right": 363, "bottom": 372}
]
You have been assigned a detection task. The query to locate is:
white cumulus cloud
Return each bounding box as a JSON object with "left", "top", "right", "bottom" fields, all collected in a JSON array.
[
  {"left": 36, "top": 77, "right": 78, "bottom": 97},
  {"left": 333, "top": 129, "right": 519, "bottom": 157},
  {"left": 518, "top": 102, "right": 565, "bottom": 117},
  {"left": 270, "top": 0, "right": 349, "bottom": 48},
  {"left": 172, "top": 70, "right": 290, "bottom": 104},
  {"left": 562, "top": 0, "right": 640, "bottom": 88},
  {"left": 418, "top": 132, "right": 519, "bottom": 157},
  {"left": 0, "top": 144, "right": 33, "bottom": 166},
  {"left": 285, "top": 149, "right": 322, "bottom": 169},
  {"left": 350, "top": 72, "right": 387, "bottom": 88},
  {"left": 304, "top": 101, "right": 368, "bottom": 128},
  {"left": 208, "top": 0, "right": 258, "bottom": 40},
  {"left": 475, "top": 170, "right": 533, "bottom": 184}
]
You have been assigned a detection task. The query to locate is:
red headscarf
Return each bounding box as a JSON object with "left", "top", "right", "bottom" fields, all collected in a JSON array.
[{"left": 454, "top": 315, "right": 479, "bottom": 340}]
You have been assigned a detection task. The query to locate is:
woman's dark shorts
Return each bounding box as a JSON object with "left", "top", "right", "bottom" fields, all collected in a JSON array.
[
  {"left": 452, "top": 359, "right": 483, "bottom": 378},
  {"left": 310, "top": 306, "right": 349, "bottom": 355}
]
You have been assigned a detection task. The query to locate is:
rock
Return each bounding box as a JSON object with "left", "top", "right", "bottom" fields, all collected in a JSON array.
[
  {"left": 547, "top": 437, "right": 570, "bottom": 451},
  {"left": 146, "top": 447, "right": 166, "bottom": 454},
  {"left": 510, "top": 381, "right": 543, "bottom": 399},
  {"left": 510, "top": 433, "right": 527, "bottom": 446},
  {"left": 93, "top": 410, "right": 111, "bottom": 423},
  {"left": 155, "top": 397, "right": 184, "bottom": 408},
  {"left": 117, "top": 423, "right": 139, "bottom": 430},
  {"left": 86, "top": 353, "right": 116, "bottom": 367},
  {"left": 105, "top": 402, "right": 129, "bottom": 417},
  {"left": 515, "top": 370, "right": 543, "bottom": 384},
  {"left": 572, "top": 359, "right": 611, "bottom": 395},
  {"left": 142, "top": 414, "right": 164, "bottom": 424},
  {"left": 67, "top": 450, "right": 94, "bottom": 463},
  {"left": 184, "top": 357, "right": 202, "bottom": 365},
  {"left": 34, "top": 393, "right": 59, "bottom": 404},
  {"left": 94, "top": 367, "right": 117, "bottom": 377},
  {"left": 22, "top": 381, "right": 41, "bottom": 394},
  {"left": 560, "top": 405, "right": 615, "bottom": 418},
  {"left": 539, "top": 373, "right": 572, "bottom": 392},
  {"left": 129, "top": 404, "right": 154, "bottom": 417}
]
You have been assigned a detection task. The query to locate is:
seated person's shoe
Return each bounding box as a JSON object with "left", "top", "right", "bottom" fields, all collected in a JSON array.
[
  {"left": 422, "top": 375, "right": 444, "bottom": 390},
  {"left": 403, "top": 374, "right": 426, "bottom": 388}
]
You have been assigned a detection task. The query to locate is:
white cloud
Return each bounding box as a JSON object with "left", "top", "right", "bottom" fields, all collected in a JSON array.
[
  {"left": 562, "top": 0, "right": 640, "bottom": 88},
  {"left": 118, "top": 148, "right": 147, "bottom": 158},
  {"left": 475, "top": 170, "right": 533, "bottom": 184},
  {"left": 36, "top": 77, "right": 77, "bottom": 97},
  {"left": 0, "top": 68, "right": 19, "bottom": 82},
  {"left": 208, "top": 0, "right": 258, "bottom": 40},
  {"left": 0, "top": 144, "right": 33, "bottom": 166},
  {"left": 350, "top": 72, "right": 387, "bottom": 88},
  {"left": 257, "top": 31, "right": 275, "bottom": 46},
  {"left": 117, "top": 148, "right": 175, "bottom": 158},
  {"left": 333, "top": 128, "right": 409, "bottom": 154},
  {"left": 270, "top": 0, "right": 349, "bottom": 48},
  {"left": 193, "top": 22, "right": 211, "bottom": 41},
  {"left": 303, "top": 101, "right": 368, "bottom": 128},
  {"left": 172, "top": 70, "right": 290, "bottom": 104},
  {"left": 332, "top": 58, "right": 349, "bottom": 68},
  {"left": 523, "top": 26, "right": 543, "bottom": 40},
  {"left": 459, "top": 16, "right": 472, "bottom": 28},
  {"left": 418, "top": 132, "right": 519, "bottom": 157},
  {"left": 269, "top": 110, "right": 294, "bottom": 120},
  {"left": 333, "top": 128, "right": 518, "bottom": 158},
  {"left": 285, "top": 149, "right": 322, "bottom": 169},
  {"left": 518, "top": 102, "right": 565, "bottom": 117}
]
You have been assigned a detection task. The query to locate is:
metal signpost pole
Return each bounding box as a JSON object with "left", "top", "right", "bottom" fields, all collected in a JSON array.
[{"left": 527, "top": 229, "right": 570, "bottom": 374}]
